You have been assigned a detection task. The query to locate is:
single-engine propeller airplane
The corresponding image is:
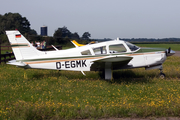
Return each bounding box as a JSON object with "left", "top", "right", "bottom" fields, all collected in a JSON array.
[{"left": 6, "top": 30, "right": 175, "bottom": 80}]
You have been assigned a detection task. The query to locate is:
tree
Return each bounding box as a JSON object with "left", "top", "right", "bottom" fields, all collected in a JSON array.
[
  {"left": 71, "top": 32, "right": 80, "bottom": 39},
  {"left": 0, "top": 13, "right": 36, "bottom": 35},
  {"left": 53, "top": 27, "right": 72, "bottom": 44},
  {"left": 53, "top": 28, "right": 62, "bottom": 38},
  {"left": 54, "top": 26, "right": 72, "bottom": 38},
  {"left": 29, "top": 29, "right": 37, "bottom": 35},
  {"left": 61, "top": 26, "right": 71, "bottom": 38},
  {"left": 0, "top": 34, "right": 7, "bottom": 43},
  {"left": 82, "top": 32, "right": 91, "bottom": 40}
]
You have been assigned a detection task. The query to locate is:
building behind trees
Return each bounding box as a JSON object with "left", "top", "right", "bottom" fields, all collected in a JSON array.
[{"left": 40, "top": 26, "right": 48, "bottom": 36}]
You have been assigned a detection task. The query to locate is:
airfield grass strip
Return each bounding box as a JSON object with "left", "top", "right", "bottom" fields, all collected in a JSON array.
[
  {"left": 0, "top": 56, "right": 180, "bottom": 119},
  {"left": 135, "top": 43, "right": 180, "bottom": 51}
]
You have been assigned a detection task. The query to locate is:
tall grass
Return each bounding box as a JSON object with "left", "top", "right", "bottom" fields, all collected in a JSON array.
[{"left": 0, "top": 56, "right": 180, "bottom": 119}]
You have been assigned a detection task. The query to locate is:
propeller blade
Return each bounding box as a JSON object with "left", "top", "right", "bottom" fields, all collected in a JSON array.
[{"left": 166, "top": 47, "right": 175, "bottom": 56}]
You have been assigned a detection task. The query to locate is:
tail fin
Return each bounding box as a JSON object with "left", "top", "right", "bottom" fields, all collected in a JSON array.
[{"left": 6, "top": 30, "right": 44, "bottom": 60}]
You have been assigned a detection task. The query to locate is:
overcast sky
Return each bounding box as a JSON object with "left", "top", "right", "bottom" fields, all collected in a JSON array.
[{"left": 1, "top": 0, "right": 180, "bottom": 39}]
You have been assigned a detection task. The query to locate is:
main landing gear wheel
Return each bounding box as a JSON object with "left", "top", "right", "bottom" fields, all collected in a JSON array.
[{"left": 159, "top": 72, "right": 165, "bottom": 79}]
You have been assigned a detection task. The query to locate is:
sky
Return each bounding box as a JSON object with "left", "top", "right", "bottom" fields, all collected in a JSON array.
[{"left": 1, "top": 0, "right": 180, "bottom": 39}]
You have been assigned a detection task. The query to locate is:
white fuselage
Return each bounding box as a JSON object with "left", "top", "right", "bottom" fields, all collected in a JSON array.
[
  {"left": 6, "top": 30, "right": 174, "bottom": 80},
  {"left": 21, "top": 40, "right": 167, "bottom": 71}
]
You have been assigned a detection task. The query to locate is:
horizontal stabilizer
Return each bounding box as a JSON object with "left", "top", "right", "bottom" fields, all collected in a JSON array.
[{"left": 7, "top": 59, "right": 27, "bottom": 67}]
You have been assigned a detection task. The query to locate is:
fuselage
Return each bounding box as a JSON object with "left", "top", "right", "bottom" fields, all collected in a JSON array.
[{"left": 18, "top": 39, "right": 167, "bottom": 71}]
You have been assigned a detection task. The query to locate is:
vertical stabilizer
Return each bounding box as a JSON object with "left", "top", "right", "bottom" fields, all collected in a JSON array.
[{"left": 6, "top": 30, "right": 44, "bottom": 60}]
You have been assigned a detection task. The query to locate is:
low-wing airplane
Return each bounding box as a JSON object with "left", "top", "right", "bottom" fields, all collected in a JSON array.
[{"left": 6, "top": 30, "right": 175, "bottom": 80}]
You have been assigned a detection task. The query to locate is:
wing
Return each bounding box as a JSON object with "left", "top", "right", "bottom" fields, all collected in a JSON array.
[
  {"left": 71, "top": 40, "right": 85, "bottom": 47},
  {"left": 90, "top": 56, "right": 133, "bottom": 71},
  {"left": 71, "top": 40, "right": 96, "bottom": 47}
]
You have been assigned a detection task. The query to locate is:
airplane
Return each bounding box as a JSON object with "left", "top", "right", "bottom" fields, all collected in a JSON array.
[{"left": 6, "top": 30, "right": 175, "bottom": 80}]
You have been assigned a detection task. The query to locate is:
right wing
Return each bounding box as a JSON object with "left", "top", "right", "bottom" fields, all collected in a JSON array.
[
  {"left": 71, "top": 40, "right": 96, "bottom": 47},
  {"left": 71, "top": 40, "right": 85, "bottom": 47}
]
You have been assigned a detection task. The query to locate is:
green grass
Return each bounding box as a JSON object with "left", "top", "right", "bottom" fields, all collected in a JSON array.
[
  {"left": 0, "top": 56, "right": 180, "bottom": 119},
  {"left": 0, "top": 50, "right": 12, "bottom": 54},
  {"left": 135, "top": 44, "right": 180, "bottom": 51}
]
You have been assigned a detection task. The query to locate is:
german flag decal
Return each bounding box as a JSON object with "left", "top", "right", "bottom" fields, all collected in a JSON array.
[{"left": 15, "top": 34, "right": 21, "bottom": 38}]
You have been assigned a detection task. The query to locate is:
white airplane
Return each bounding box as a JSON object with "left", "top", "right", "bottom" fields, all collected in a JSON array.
[{"left": 6, "top": 30, "right": 175, "bottom": 80}]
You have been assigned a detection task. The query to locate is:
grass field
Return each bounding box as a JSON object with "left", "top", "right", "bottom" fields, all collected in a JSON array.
[
  {"left": 1, "top": 50, "right": 12, "bottom": 54},
  {"left": 0, "top": 55, "right": 180, "bottom": 119},
  {"left": 135, "top": 44, "right": 180, "bottom": 51}
]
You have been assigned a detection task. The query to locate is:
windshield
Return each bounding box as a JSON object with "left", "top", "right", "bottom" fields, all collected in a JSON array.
[{"left": 125, "top": 42, "right": 139, "bottom": 51}]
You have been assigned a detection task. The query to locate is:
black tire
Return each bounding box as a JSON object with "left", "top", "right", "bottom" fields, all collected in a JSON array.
[{"left": 159, "top": 73, "right": 166, "bottom": 79}]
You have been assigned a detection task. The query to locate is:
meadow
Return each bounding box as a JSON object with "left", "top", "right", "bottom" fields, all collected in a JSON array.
[
  {"left": 135, "top": 43, "right": 180, "bottom": 51},
  {"left": 0, "top": 54, "right": 180, "bottom": 119}
]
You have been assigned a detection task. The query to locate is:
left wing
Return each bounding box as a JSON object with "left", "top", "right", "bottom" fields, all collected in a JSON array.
[
  {"left": 93, "top": 56, "right": 133, "bottom": 62},
  {"left": 90, "top": 56, "right": 133, "bottom": 71}
]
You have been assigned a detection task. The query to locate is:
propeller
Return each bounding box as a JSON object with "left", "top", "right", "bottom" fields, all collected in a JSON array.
[
  {"left": 166, "top": 47, "right": 175, "bottom": 56},
  {"left": 168, "top": 47, "right": 171, "bottom": 54}
]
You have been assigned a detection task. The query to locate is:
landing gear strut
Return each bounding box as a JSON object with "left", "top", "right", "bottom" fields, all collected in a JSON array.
[
  {"left": 105, "top": 62, "right": 112, "bottom": 80},
  {"left": 159, "top": 67, "right": 165, "bottom": 79}
]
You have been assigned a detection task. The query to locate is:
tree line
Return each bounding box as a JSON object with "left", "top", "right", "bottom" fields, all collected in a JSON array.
[
  {"left": 0, "top": 13, "right": 91, "bottom": 46},
  {"left": 0, "top": 13, "right": 37, "bottom": 43}
]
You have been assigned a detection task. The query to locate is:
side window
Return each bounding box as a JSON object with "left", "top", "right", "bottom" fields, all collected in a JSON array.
[
  {"left": 109, "top": 44, "right": 127, "bottom": 53},
  {"left": 81, "top": 50, "right": 92, "bottom": 55},
  {"left": 93, "top": 46, "right": 106, "bottom": 55}
]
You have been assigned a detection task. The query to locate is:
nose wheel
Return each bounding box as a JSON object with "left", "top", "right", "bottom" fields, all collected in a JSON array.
[
  {"left": 159, "top": 68, "right": 165, "bottom": 79},
  {"left": 159, "top": 72, "right": 165, "bottom": 79}
]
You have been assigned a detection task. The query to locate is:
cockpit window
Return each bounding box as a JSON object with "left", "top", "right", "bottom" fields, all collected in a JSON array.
[
  {"left": 109, "top": 44, "right": 127, "bottom": 53},
  {"left": 125, "top": 42, "right": 139, "bottom": 51}
]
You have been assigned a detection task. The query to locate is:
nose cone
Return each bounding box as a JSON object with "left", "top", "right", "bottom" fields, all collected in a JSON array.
[{"left": 166, "top": 47, "right": 175, "bottom": 56}]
